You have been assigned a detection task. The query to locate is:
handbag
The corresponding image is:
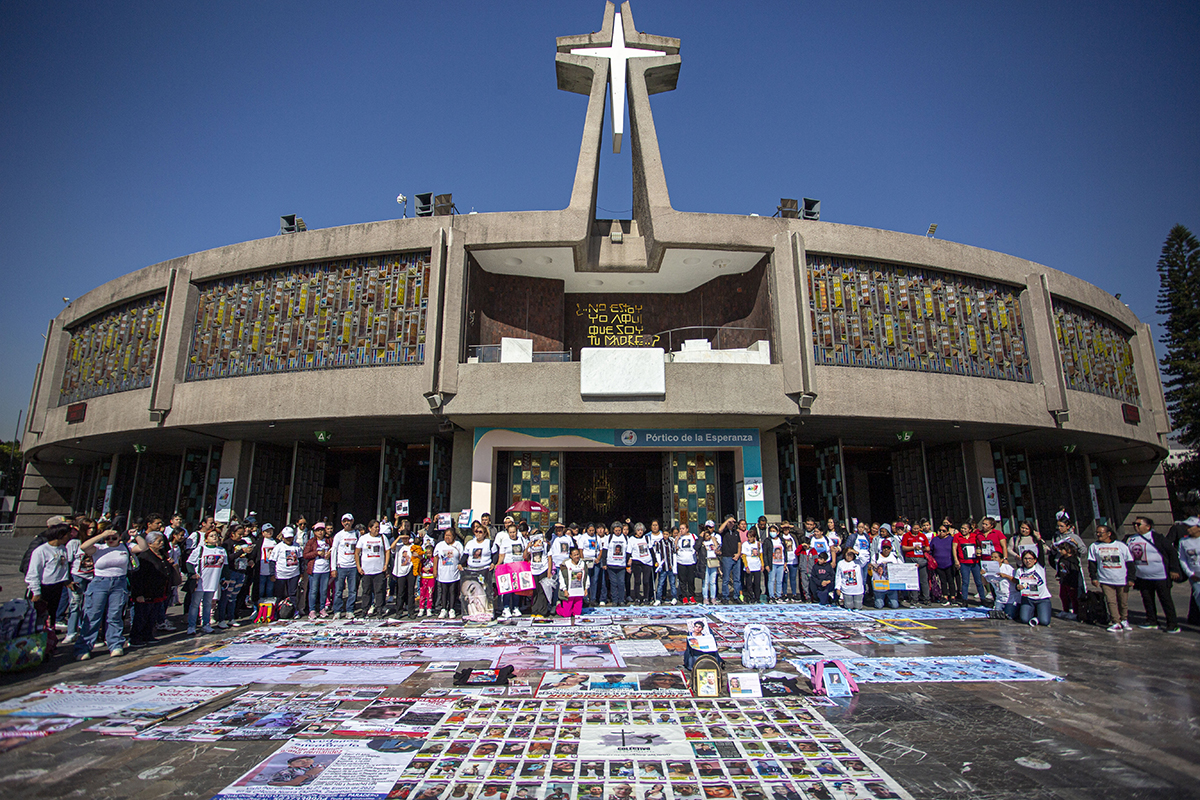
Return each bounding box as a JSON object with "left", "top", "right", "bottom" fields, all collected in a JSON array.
[{"left": 126, "top": 546, "right": 141, "bottom": 573}]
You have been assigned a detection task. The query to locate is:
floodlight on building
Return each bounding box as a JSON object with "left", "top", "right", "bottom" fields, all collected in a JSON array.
[
  {"left": 926, "top": 223, "right": 938, "bottom": 238},
  {"left": 801, "top": 198, "right": 820, "bottom": 220},
  {"left": 424, "top": 392, "right": 443, "bottom": 412},
  {"left": 396, "top": 194, "right": 407, "bottom": 218},
  {"left": 280, "top": 214, "right": 307, "bottom": 234},
  {"left": 777, "top": 198, "right": 799, "bottom": 219},
  {"left": 797, "top": 392, "right": 817, "bottom": 411}
]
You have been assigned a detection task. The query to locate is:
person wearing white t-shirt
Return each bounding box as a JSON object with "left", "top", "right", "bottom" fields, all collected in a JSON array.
[
  {"left": 1178, "top": 516, "right": 1200, "bottom": 626},
  {"left": 271, "top": 528, "right": 304, "bottom": 615},
  {"left": 629, "top": 524, "right": 654, "bottom": 605},
  {"left": 188, "top": 529, "right": 228, "bottom": 635},
  {"left": 330, "top": 514, "right": 359, "bottom": 619},
  {"left": 556, "top": 548, "right": 590, "bottom": 619},
  {"left": 73, "top": 526, "right": 149, "bottom": 660},
  {"left": 834, "top": 549, "right": 865, "bottom": 609},
  {"left": 1015, "top": 551, "right": 1053, "bottom": 626},
  {"left": 984, "top": 552, "right": 1020, "bottom": 619},
  {"left": 740, "top": 529, "right": 764, "bottom": 604},
  {"left": 390, "top": 531, "right": 418, "bottom": 618},
  {"left": 580, "top": 523, "right": 604, "bottom": 605},
  {"left": 432, "top": 529, "right": 464, "bottom": 618},
  {"left": 604, "top": 523, "right": 629, "bottom": 606},
  {"left": 493, "top": 524, "right": 528, "bottom": 617},
  {"left": 1087, "top": 524, "right": 1135, "bottom": 631},
  {"left": 355, "top": 521, "right": 390, "bottom": 617}
]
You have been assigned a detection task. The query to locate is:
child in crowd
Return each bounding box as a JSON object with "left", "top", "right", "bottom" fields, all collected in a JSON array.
[
  {"left": 416, "top": 543, "right": 436, "bottom": 617},
  {"left": 1055, "top": 542, "right": 1083, "bottom": 621},
  {"left": 188, "top": 527, "right": 227, "bottom": 635},
  {"left": 834, "top": 548, "right": 865, "bottom": 609}
]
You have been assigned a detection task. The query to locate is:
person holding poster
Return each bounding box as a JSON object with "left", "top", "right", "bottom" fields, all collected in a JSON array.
[
  {"left": 272, "top": 528, "right": 304, "bottom": 613},
  {"left": 556, "top": 548, "right": 589, "bottom": 619},
  {"left": 493, "top": 523, "right": 528, "bottom": 618},
  {"left": 871, "top": 541, "right": 903, "bottom": 609},
  {"left": 1015, "top": 551, "right": 1053, "bottom": 626},
  {"left": 953, "top": 520, "right": 987, "bottom": 607},
  {"left": 603, "top": 522, "right": 629, "bottom": 606}
]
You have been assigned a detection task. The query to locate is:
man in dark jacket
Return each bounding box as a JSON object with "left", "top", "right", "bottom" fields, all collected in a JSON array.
[
  {"left": 1124, "top": 516, "right": 1183, "bottom": 633},
  {"left": 810, "top": 551, "right": 836, "bottom": 605}
]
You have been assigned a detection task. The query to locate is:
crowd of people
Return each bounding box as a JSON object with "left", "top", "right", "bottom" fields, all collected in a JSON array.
[{"left": 21, "top": 507, "right": 1200, "bottom": 662}]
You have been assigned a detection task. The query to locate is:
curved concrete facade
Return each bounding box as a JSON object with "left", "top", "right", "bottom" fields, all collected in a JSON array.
[{"left": 16, "top": 2, "right": 1170, "bottom": 538}]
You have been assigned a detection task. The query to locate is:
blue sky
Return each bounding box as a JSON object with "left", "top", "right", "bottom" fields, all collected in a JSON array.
[{"left": 1, "top": 1, "right": 1197, "bottom": 443}]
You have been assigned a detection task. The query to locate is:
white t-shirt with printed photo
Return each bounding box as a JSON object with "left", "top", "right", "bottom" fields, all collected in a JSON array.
[
  {"left": 1088, "top": 541, "right": 1132, "bottom": 586},
  {"left": 356, "top": 535, "right": 389, "bottom": 575},
  {"left": 434, "top": 540, "right": 464, "bottom": 583},
  {"left": 272, "top": 542, "right": 303, "bottom": 580},
  {"left": 332, "top": 530, "right": 359, "bottom": 569}
]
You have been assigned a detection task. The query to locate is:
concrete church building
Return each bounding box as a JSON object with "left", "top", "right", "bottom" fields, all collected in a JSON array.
[{"left": 16, "top": 3, "right": 1171, "bottom": 539}]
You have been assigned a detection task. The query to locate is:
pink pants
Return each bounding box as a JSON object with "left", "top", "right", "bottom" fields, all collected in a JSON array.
[{"left": 556, "top": 597, "right": 582, "bottom": 617}]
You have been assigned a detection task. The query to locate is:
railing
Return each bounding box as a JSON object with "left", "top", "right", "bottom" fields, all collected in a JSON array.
[
  {"left": 0, "top": 524, "right": 14, "bottom": 537},
  {"left": 468, "top": 345, "right": 571, "bottom": 363},
  {"left": 654, "top": 326, "right": 769, "bottom": 353}
]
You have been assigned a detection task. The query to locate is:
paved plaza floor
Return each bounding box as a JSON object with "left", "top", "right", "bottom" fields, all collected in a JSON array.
[{"left": 0, "top": 536, "right": 1197, "bottom": 800}]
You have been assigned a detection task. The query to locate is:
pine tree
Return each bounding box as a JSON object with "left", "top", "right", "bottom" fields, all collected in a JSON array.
[{"left": 1156, "top": 224, "right": 1200, "bottom": 448}]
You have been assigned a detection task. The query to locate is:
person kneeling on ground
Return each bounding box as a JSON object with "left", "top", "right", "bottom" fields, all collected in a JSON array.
[
  {"left": 834, "top": 549, "right": 865, "bottom": 609},
  {"left": 809, "top": 551, "right": 835, "bottom": 605},
  {"left": 1015, "top": 551, "right": 1052, "bottom": 627},
  {"left": 984, "top": 552, "right": 1019, "bottom": 619}
]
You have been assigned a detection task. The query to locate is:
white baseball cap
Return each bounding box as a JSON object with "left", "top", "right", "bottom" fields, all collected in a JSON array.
[{"left": 341, "top": 513, "right": 354, "bottom": 522}]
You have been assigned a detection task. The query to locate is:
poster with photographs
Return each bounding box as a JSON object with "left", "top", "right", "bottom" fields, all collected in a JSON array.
[
  {"left": 214, "top": 738, "right": 418, "bottom": 798},
  {"left": 555, "top": 644, "right": 626, "bottom": 670},
  {"left": 537, "top": 672, "right": 692, "bottom": 698}
]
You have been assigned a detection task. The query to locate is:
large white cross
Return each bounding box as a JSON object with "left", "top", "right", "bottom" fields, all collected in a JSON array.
[{"left": 570, "top": 12, "right": 665, "bottom": 153}]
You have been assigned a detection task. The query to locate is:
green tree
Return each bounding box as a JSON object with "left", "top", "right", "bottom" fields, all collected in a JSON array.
[
  {"left": 1157, "top": 225, "right": 1200, "bottom": 517},
  {"left": 0, "top": 439, "right": 22, "bottom": 500},
  {"left": 1156, "top": 224, "right": 1200, "bottom": 447}
]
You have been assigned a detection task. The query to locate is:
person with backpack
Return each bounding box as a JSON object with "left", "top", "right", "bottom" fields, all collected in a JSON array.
[
  {"left": 1125, "top": 516, "right": 1182, "bottom": 633},
  {"left": 25, "top": 523, "right": 73, "bottom": 635},
  {"left": 1087, "top": 523, "right": 1135, "bottom": 631},
  {"left": 74, "top": 526, "right": 149, "bottom": 660}
]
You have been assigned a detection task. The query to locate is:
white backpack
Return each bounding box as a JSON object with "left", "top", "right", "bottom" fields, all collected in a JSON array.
[{"left": 741, "top": 623, "right": 777, "bottom": 670}]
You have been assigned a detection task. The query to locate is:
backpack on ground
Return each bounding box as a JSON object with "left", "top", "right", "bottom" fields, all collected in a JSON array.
[
  {"left": 253, "top": 599, "right": 277, "bottom": 624},
  {"left": 741, "top": 623, "right": 777, "bottom": 670},
  {"left": 276, "top": 598, "right": 295, "bottom": 621},
  {"left": 1078, "top": 590, "right": 1109, "bottom": 626},
  {"left": 690, "top": 652, "right": 727, "bottom": 697}
]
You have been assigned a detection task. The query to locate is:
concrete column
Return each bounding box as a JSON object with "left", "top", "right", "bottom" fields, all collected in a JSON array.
[
  {"left": 218, "top": 440, "right": 254, "bottom": 520},
  {"left": 150, "top": 267, "right": 197, "bottom": 413},
  {"left": 961, "top": 440, "right": 994, "bottom": 521},
  {"left": 1130, "top": 322, "right": 1171, "bottom": 436},
  {"left": 27, "top": 317, "right": 67, "bottom": 436},
  {"left": 435, "top": 226, "right": 463, "bottom": 397},
  {"left": 450, "top": 428, "right": 474, "bottom": 513},
  {"left": 761, "top": 430, "right": 780, "bottom": 518},
  {"left": 771, "top": 233, "right": 807, "bottom": 399},
  {"left": 1023, "top": 273, "right": 1067, "bottom": 416}
]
